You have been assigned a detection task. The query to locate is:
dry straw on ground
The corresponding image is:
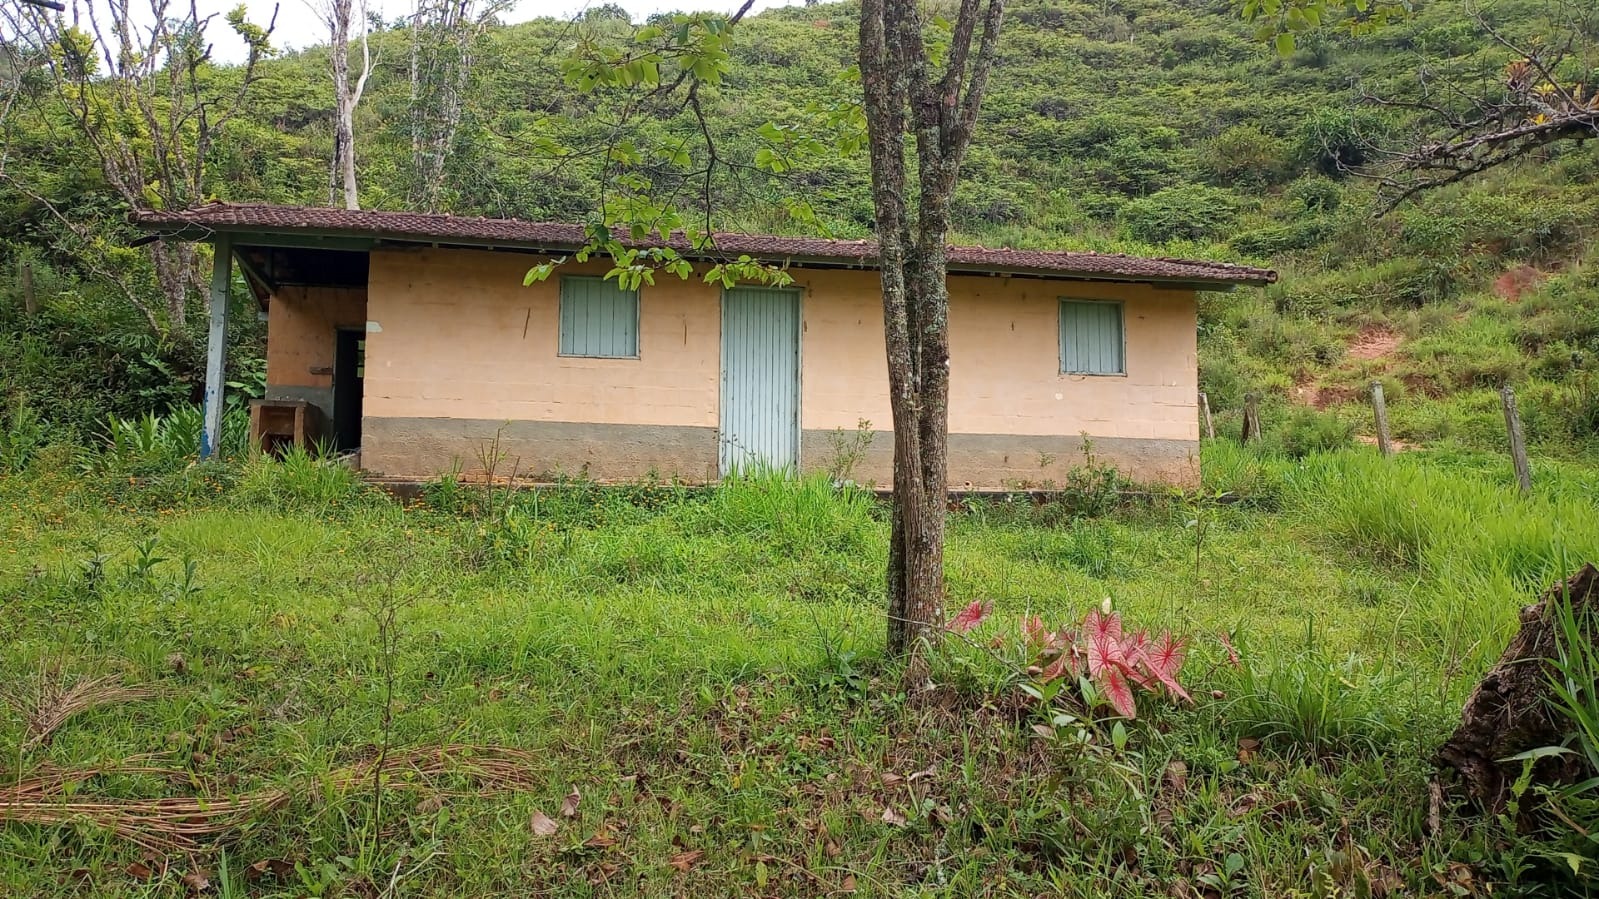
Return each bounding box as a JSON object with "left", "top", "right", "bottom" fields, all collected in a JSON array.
[
  {"left": 5, "top": 670, "right": 160, "bottom": 753},
  {"left": 0, "top": 745, "right": 540, "bottom": 852}
]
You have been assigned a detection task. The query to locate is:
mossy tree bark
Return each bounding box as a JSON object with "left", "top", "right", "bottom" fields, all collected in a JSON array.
[{"left": 858, "top": 0, "right": 1004, "bottom": 659}]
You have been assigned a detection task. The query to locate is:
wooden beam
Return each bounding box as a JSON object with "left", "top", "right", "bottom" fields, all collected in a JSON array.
[
  {"left": 232, "top": 248, "right": 275, "bottom": 292},
  {"left": 231, "top": 233, "right": 375, "bottom": 251},
  {"left": 201, "top": 235, "right": 232, "bottom": 460}
]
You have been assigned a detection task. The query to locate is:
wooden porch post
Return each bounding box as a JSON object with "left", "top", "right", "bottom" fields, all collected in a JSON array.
[{"left": 201, "top": 235, "right": 232, "bottom": 460}]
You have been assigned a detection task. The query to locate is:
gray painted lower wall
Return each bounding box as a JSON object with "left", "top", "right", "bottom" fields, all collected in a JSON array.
[
  {"left": 800, "top": 429, "right": 1198, "bottom": 489},
  {"left": 362, "top": 417, "right": 721, "bottom": 483},
  {"left": 362, "top": 417, "right": 1199, "bottom": 488}
]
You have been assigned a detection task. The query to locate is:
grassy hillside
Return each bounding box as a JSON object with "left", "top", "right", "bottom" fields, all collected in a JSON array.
[{"left": 2, "top": 0, "right": 1596, "bottom": 460}]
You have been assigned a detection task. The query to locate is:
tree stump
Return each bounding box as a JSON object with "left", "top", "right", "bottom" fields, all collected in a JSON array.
[{"left": 1434, "top": 564, "right": 1599, "bottom": 812}]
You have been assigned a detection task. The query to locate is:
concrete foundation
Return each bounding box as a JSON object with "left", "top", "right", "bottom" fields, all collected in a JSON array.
[
  {"left": 799, "top": 429, "right": 1198, "bottom": 489},
  {"left": 361, "top": 417, "right": 1197, "bottom": 489},
  {"left": 361, "top": 417, "right": 720, "bottom": 483}
]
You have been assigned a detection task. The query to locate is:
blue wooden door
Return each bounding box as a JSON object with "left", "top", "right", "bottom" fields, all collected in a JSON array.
[{"left": 720, "top": 287, "right": 801, "bottom": 475}]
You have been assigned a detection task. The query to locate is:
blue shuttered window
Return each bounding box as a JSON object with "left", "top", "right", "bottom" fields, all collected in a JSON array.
[
  {"left": 1059, "top": 300, "right": 1125, "bottom": 375},
  {"left": 559, "top": 276, "right": 640, "bottom": 358}
]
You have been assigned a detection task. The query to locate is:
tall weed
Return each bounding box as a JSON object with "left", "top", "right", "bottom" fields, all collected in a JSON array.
[
  {"left": 1219, "top": 630, "right": 1412, "bottom": 756},
  {"left": 686, "top": 468, "right": 878, "bottom": 557},
  {"left": 233, "top": 446, "right": 369, "bottom": 513},
  {"left": 0, "top": 396, "right": 47, "bottom": 473}
]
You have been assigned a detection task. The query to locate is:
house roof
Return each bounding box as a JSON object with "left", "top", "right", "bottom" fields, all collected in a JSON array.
[{"left": 132, "top": 202, "right": 1278, "bottom": 288}]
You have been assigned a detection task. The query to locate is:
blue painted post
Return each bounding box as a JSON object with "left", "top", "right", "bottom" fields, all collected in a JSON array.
[{"left": 200, "top": 235, "right": 232, "bottom": 460}]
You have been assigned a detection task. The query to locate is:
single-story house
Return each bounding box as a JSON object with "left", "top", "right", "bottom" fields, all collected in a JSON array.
[{"left": 133, "top": 202, "right": 1276, "bottom": 489}]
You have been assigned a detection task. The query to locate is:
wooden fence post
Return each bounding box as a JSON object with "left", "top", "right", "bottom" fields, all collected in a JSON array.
[
  {"left": 1500, "top": 384, "right": 1532, "bottom": 494},
  {"left": 1241, "top": 392, "right": 1262, "bottom": 445},
  {"left": 1198, "top": 391, "right": 1215, "bottom": 440},
  {"left": 21, "top": 261, "right": 36, "bottom": 316},
  {"left": 1370, "top": 381, "right": 1393, "bottom": 457}
]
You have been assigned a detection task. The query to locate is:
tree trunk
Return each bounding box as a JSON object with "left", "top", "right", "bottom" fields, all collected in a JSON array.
[
  {"left": 327, "top": 0, "right": 361, "bottom": 210},
  {"left": 860, "top": 0, "right": 1004, "bottom": 660},
  {"left": 1435, "top": 564, "right": 1599, "bottom": 813},
  {"left": 150, "top": 240, "right": 203, "bottom": 332},
  {"left": 408, "top": 0, "right": 479, "bottom": 213}
]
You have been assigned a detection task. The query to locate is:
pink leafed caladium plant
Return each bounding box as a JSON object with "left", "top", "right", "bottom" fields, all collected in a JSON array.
[
  {"left": 945, "top": 600, "right": 993, "bottom": 634},
  {"left": 945, "top": 602, "right": 1193, "bottom": 720},
  {"left": 1035, "top": 608, "right": 1191, "bottom": 719}
]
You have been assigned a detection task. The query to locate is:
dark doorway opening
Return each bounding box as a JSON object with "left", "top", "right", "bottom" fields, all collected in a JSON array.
[{"left": 333, "top": 329, "right": 365, "bottom": 453}]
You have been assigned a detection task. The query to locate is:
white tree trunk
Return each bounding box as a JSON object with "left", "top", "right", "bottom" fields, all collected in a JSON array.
[{"left": 324, "top": 0, "right": 371, "bottom": 210}]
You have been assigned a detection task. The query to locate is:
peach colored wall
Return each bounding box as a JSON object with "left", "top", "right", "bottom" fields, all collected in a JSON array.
[
  {"left": 364, "top": 249, "right": 720, "bottom": 426},
  {"left": 362, "top": 251, "right": 1197, "bottom": 441},
  {"left": 789, "top": 271, "right": 1198, "bottom": 441},
  {"left": 266, "top": 285, "right": 367, "bottom": 389}
]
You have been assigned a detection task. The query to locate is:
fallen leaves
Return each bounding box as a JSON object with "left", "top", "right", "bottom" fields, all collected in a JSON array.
[
  {"left": 560, "top": 787, "right": 581, "bottom": 818},
  {"left": 244, "top": 858, "right": 294, "bottom": 882},
  {"left": 179, "top": 868, "right": 211, "bottom": 894},
  {"left": 530, "top": 809, "right": 559, "bottom": 837},
  {"left": 668, "top": 848, "right": 703, "bottom": 872},
  {"left": 880, "top": 805, "right": 907, "bottom": 827},
  {"left": 1163, "top": 760, "right": 1188, "bottom": 795}
]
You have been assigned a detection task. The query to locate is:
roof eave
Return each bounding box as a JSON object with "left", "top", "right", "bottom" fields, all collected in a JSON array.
[{"left": 131, "top": 219, "right": 1275, "bottom": 289}]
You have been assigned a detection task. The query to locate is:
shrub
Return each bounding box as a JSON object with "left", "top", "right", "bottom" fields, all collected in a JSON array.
[
  {"left": 1087, "top": 135, "right": 1184, "bottom": 197},
  {"left": 1292, "top": 107, "right": 1387, "bottom": 177},
  {"left": 1229, "top": 219, "right": 1330, "bottom": 258},
  {"left": 946, "top": 603, "right": 1193, "bottom": 721},
  {"left": 1267, "top": 407, "right": 1354, "bottom": 459},
  {"left": 1285, "top": 175, "right": 1342, "bottom": 212},
  {"left": 0, "top": 251, "right": 266, "bottom": 443},
  {"left": 1221, "top": 647, "right": 1408, "bottom": 756},
  {"left": 0, "top": 396, "right": 47, "bottom": 473},
  {"left": 952, "top": 179, "right": 1029, "bottom": 226},
  {"left": 98, "top": 404, "right": 251, "bottom": 471},
  {"left": 1118, "top": 185, "right": 1241, "bottom": 244},
  {"left": 1199, "top": 125, "right": 1288, "bottom": 187},
  {"left": 233, "top": 447, "right": 370, "bottom": 513}
]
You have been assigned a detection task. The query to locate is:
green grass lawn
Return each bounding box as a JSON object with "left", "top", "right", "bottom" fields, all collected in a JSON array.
[{"left": 1, "top": 445, "right": 1596, "bottom": 897}]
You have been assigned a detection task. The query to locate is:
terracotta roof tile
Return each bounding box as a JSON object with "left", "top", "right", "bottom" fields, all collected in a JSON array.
[{"left": 132, "top": 202, "right": 1277, "bottom": 287}]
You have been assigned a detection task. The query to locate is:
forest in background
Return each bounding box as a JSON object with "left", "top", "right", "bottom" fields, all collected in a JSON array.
[{"left": 1, "top": 0, "right": 1597, "bottom": 465}]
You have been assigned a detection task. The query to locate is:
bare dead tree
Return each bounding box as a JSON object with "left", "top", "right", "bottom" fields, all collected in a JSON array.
[
  {"left": 1347, "top": 1, "right": 1598, "bottom": 211},
  {"left": 311, "top": 0, "right": 374, "bottom": 209},
  {"left": 0, "top": 0, "right": 275, "bottom": 333},
  {"left": 859, "top": 0, "right": 1005, "bottom": 659},
  {"left": 408, "top": 0, "right": 510, "bottom": 212}
]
